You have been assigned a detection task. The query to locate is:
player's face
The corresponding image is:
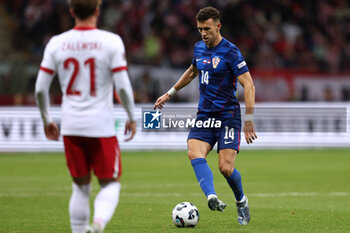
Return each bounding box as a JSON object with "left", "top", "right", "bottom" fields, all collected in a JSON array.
[{"left": 197, "top": 18, "right": 221, "bottom": 48}]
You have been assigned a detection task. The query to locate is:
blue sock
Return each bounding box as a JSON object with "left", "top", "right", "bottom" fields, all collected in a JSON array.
[
  {"left": 226, "top": 168, "right": 244, "bottom": 201},
  {"left": 191, "top": 158, "right": 216, "bottom": 197}
]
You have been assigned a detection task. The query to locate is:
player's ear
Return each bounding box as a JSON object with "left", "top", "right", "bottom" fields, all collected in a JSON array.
[
  {"left": 217, "top": 22, "right": 222, "bottom": 31},
  {"left": 95, "top": 7, "right": 100, "bottom": 17},
  {"left": 69, "top": 8, "right": 76, "bottom": 18}
]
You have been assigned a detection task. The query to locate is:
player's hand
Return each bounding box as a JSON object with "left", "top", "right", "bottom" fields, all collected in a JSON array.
[
  {"left": 244, "top": 121, "right": 257, "bottom": 144},
  {"left": 44, "top": 122, "right": 60, "bottom": 141},
  {"left": 124, "top": 120, "right": 136, "bottom": 142},
  {"left": 154, "top": 93, "right": 171, "bottom": 110}
]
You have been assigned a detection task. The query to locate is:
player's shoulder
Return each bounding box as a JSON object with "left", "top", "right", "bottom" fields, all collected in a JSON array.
[
  {"left": 54, "top": 28, "right": 122, "bottom": 41},
  {"left": 94, "top": 29, "right": 125, "bottom": 48},
  {"left": 221, "top": 38, "right": 240, "bottom": 52},
  {"left": 93, "top": 29, "right": 122, "bottom": 42},
  {"left": 194, "top": 41, "right": 206, "bottom": 49},
  {"left": 44, "top": 31, "right": 68, "bottom": 50},
  {"left": 221, "top": 38, "right": 243, "bottom": 58},
  {"left": 46, "top": 29, "right": 74, "bottom": 45},
  {"left": 51, "top": 29, "right": 74, "bottom": 40},
  {"left": 95, "top": 29, "right": 122, "bottom": 39},
  {"left": 193, "top": 41, "right": 206, "bottom": 54}
]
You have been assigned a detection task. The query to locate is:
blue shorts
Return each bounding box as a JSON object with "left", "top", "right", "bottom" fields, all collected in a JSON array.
[{"left": 187, "top": 114, "right": 241, "bottom": 153}]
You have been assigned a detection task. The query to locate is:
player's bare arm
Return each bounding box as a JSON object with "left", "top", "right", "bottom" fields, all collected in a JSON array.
[
  {"left": 237, "top": 72, "right": 258, "bottom": 144},
  {"left": 154, "top": 64, "right": 198, "bottom": 110}
]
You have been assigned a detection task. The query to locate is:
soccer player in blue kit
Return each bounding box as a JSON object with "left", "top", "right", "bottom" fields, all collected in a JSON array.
[{"left": 154, "top": 7, "right": 257, "bottom": 225}]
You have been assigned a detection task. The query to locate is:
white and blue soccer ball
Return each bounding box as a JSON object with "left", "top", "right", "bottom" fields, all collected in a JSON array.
[{"left": 172, "top": 202, "right": 199, "bottom": 227}]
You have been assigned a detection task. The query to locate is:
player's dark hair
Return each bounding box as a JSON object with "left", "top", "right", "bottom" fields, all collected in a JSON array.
[
  {"left": 69, "top": 0, "right": 101, "bottom": 20},
  {"left": 196, "top": 7, "right": 220, "bottom": 22}
]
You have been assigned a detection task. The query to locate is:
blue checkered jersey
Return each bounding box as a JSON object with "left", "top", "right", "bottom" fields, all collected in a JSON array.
[{"left": 192, "top": 38, "right": 249, "bottom": 114}]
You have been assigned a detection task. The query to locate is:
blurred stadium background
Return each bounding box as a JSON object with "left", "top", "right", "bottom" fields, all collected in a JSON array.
[
  {"left": 0, "top": 0, "right": 349, "bottom": 151},
  {"left": 0, "top": 1, "right": 349, "bottom": 233}
]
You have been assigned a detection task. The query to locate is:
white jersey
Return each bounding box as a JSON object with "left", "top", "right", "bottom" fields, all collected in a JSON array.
[{"left": 40, "top": 27, "right": 127, "bottom": 137}]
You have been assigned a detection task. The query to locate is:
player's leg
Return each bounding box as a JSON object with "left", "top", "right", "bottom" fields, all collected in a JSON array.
[
  {"left": 218, "top": 123, "right": 250, "bottom": 225},
  {"left": 187, "top": 138, "right": 226, "bottom": 211},
  {"left": 86, "top": 178, "right": 121, "bottom": 233},
  {"left": 188, "top": 138, "right": 213, "bottom": 196},
  {"left": 70, "top": 176, "right": 92, "bottom": 233},
  {"left": 218, "top": 149, "right": 250, "bottom": 225},
  {"left": 218, "top": 122, "right": 246, "bottom": 202},
  {"left": 218, "top": 149, "right": 244, "bottom": 202},
  {"left": 63, "top": 136, "right": 92, "bottom": 233},
  {"left": 88, "top": 137, "right": 121, "bottom": 233}
]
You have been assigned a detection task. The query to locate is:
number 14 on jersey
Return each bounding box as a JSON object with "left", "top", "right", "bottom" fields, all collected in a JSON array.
[{"left": 201, "top": 70, "right": 209, "bottom": 85}]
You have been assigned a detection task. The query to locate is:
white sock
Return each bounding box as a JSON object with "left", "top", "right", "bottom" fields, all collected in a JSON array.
[
  {"left": 237, "top": 195, "right": 247, "bottom": 203},
  {"left": 93, "top": 182, "right": 121, "bottom": 229},
  {"left": 69, "top": 183, "right": 91, "bottom": 233},
  {"left": 207, "top": 194, "right": 217, "bottom": 201}
]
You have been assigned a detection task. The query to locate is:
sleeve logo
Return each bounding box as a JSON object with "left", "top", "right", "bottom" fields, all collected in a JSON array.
[{"left": 237, "top": 61, "right": 246, "bottom": 69}]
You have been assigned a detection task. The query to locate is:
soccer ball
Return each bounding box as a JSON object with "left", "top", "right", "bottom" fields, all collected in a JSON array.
[{"left": 171, "top": 202, "right": 199, "bottom": 227}]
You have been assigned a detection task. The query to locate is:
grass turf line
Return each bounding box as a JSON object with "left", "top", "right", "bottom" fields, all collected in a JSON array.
[{"left": 0, "top": 149, "right": 349, "bottom": 233}]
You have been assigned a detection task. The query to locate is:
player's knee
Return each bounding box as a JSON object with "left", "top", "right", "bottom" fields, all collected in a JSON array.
[
  {"left": 188, "top": 151, "right": 205, "bottom": 160},
  {"left": 219, "top": 163, "right": 234, "bottom": 178},
  {"left": 98, "top": 177, "right": 119, "bottom": 186},
  {"left": 187, "top": 150, "right": 198, "bottom": 160}
]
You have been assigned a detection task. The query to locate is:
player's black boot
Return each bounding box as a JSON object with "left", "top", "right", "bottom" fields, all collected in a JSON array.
[{"left": 208, "top": 196, "right": 227, "bottom": 211}]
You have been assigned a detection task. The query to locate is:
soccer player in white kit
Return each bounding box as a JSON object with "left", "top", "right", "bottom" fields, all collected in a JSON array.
[{"left": 35, "top": 1, "right": 136, "bottom": 232}]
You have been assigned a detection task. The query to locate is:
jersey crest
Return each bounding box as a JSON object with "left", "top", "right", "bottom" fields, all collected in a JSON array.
[{"left": 212, "top": 56, "right": 221, "bottom": 69}]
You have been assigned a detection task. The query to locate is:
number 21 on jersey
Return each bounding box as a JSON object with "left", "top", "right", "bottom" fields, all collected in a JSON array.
[
  {"left": 201, "top": 70, "right": 209, "bottom": 85},
  {"left": 64, "top": 57, "right": 96, "bottom": 96}
]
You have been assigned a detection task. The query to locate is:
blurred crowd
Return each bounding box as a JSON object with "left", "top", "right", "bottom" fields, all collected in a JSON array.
[
  {"left": 2, "top": 0, "right": 350, "bottom": 72},
  {"left": 1, "top": 0, "right": 350, "bottom": 104}
]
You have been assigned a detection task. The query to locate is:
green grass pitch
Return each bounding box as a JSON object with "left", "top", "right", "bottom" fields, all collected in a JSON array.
[{"left": 0, "top": 149, "right": 349, "bottom": 233}]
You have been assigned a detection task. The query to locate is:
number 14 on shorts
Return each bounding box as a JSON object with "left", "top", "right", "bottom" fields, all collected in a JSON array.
[{"left": 224, "top": 126, "right": 234, "bottom": 140}]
